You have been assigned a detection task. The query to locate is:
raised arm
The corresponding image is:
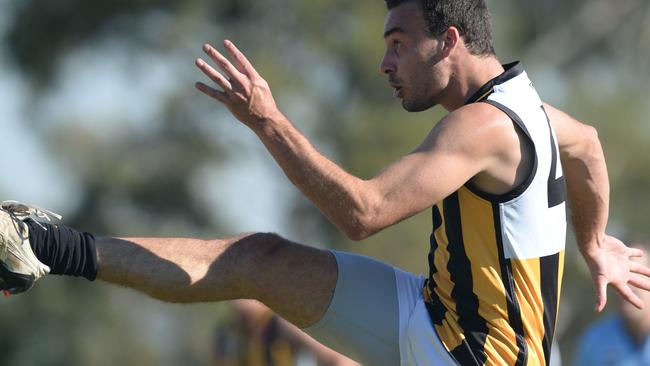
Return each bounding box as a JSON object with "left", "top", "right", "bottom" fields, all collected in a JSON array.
[
  {"left": 195, "top": 41, "right": 503, "bottom": 240},
  {"left": 545, "top": 104, "right": 650, "bottom": 311}
]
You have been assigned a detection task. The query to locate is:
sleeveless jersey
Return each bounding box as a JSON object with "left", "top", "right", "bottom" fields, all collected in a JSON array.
[{"left": 423, "top": 62, "right": 567, "bottom": 366}]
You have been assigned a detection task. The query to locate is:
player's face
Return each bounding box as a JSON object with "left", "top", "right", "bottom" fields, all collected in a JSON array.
[{"left": 380, "top": 2, "right": 450, "bottom": 112}]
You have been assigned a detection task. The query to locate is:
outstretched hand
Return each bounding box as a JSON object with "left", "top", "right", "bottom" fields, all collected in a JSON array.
[
  {"left": 583, "top": 235, "right": 650, "bottom": 312},
  {"left": 195, "top": 40, "right": 280, "bottom": 128}
]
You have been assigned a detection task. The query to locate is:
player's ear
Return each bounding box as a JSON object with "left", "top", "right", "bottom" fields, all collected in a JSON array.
[{"left": 439, "top": 26, "right": 460, "bottom": 58}]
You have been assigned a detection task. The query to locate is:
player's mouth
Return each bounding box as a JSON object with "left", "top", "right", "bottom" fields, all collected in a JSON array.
[{"left": 391, "top": 84, "right": 404, "bottom": 98}]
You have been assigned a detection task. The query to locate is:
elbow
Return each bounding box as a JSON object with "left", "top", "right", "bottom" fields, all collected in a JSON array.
[
  {"left": 562, "top": 124, "right": 601, "bottom": 162},
  {"left": 344, "top": 226, "right": 371, "bottom": 241},
  {"left": 584, "top": 125, "right": 599, "bottom": 144},
  {"left": 572, "top": 123, "right": 600, "bottom": 150},
  {"left": 582, "top": 125, "right": 602, "bottom": 157},
  {"left": 339, "top": 185, "right": 385, "bottom": 241},
  {"left": 341, "top": 212, "right": 381, "bottom": 241}
]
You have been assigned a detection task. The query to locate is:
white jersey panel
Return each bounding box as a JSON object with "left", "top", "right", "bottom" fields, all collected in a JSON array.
[{"left": 487, "top": 72, "right": 567, "bottom": 260}]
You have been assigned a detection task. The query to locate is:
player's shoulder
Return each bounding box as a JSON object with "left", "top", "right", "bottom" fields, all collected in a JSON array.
[
  {"left": 444, "top": 102, "right": 512, "bottom": 130},
  {"left": 433, "top": 102, "right": 518, "bottom": 151}
]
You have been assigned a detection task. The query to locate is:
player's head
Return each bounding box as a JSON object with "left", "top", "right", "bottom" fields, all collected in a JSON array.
[
  {"left": 385, "top": 0, "right": 494, "bottom": 56},
  {"left": 380, "top": 0, "right": 495, "bottom": 112}
]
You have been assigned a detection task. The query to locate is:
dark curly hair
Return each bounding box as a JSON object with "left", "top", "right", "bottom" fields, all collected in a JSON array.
[{"left": 385, "top": 0, "right": 495, "bottom": 56}]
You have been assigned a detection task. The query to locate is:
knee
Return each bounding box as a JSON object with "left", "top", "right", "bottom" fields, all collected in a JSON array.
[
  {"left": 231, "top": 232, "right": 291, "bottom": 261},
  {"left": 246, "top": 232, "right": 287, "bottom": 244}
]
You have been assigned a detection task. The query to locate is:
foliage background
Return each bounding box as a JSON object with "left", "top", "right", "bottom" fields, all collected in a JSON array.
[{"left": 0, "top": 0, "right": 649, "bottom": 364}]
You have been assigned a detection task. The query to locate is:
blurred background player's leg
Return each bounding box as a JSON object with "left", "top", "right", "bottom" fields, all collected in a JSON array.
[{"left": 212, "top": 300, "right": 361, "bottom": 366}]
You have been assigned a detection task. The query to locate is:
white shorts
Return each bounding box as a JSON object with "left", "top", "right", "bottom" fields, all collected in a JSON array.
[{"left": 304, "top": 251, "right": 458, "bottom": 366}]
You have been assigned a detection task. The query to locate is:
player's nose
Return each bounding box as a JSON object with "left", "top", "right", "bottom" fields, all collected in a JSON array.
[{"left": 380, "top": 51, "right": 395, "bottom": 75}]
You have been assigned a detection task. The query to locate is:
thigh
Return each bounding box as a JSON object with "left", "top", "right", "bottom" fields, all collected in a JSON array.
[{"left": 303, "top": 251, "right": 421, "bottom": 366}]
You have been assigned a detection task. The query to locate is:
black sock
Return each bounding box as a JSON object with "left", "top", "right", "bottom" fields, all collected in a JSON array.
[{"left": 25, "top": 220, "right": 98, "bottom": 281}]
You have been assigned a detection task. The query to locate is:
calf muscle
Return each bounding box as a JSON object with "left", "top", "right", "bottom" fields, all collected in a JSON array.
[{"left": 96, "top": 233, "right": 337, "bottom": 328}]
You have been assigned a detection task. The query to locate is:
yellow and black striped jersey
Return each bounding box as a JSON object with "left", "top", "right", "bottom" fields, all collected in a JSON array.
[{"left": 423, "top": 62, "right": 566, "bottom": 366}]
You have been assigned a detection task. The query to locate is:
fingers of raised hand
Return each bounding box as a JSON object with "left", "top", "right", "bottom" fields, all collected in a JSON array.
[
  {"left": 631, "top": 261, "right": 650, "bottom": 277},
  {"left": 202, "top": 43, "right": 246, "bottom": 86},
  {"left": 616, "top": 282, "right": 644, "bottom": 310},
  {"left": 195, "top": 58, "right": 232, "bottom": 91},
  {"left": 595, "top": 275, "right": 608, "bottom": 312},
  {"left": 195, "top": 82, "right": 229, "bottom": 103},
  {"left": 629, "top": 272, "right": 650, "bottom": 292},
  {"left": 223, "top": 40, "right": 258, "bottom": 78},
  {"left": 629, "top": 247, "right": 646, "bottom": 258}
]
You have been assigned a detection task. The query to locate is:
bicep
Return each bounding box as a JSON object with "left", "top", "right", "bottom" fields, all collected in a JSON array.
[
  {"left": 365, "top": 121, "right": 492, "bottom": 228},
  {"left": 352, "top": 104, "right": 512, "bottom": 236}
]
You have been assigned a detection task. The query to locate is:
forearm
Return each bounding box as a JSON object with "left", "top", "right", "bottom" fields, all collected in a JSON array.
[
  {"left": 252, "top": 112, "right": 376, "bottom": 239},
  {"left": 562, "top": 127, "right": 609, "bottom": 255}
]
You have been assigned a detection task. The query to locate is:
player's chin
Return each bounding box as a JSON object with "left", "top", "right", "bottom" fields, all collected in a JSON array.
[{"left": 402, "top": 99, "right": 435, "bottom": 113}]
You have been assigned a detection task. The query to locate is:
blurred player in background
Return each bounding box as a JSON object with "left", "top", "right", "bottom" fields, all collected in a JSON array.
[{"left": 213, "top": 300, "right": 359, "bottom": 366}]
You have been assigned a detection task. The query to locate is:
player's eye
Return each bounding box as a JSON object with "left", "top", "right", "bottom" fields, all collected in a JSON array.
[{"left": 391, "top": 39, "right": 402, "bottom": 56}]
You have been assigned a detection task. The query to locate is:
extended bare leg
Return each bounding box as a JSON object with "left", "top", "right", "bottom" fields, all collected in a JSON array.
[{"left": 96, "top": 233, "right": 337, "bottom": 328}]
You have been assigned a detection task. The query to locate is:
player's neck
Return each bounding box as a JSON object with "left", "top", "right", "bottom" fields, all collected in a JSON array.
[{"left": 441, "top": 55, "right": 504, "bottom": 111}]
